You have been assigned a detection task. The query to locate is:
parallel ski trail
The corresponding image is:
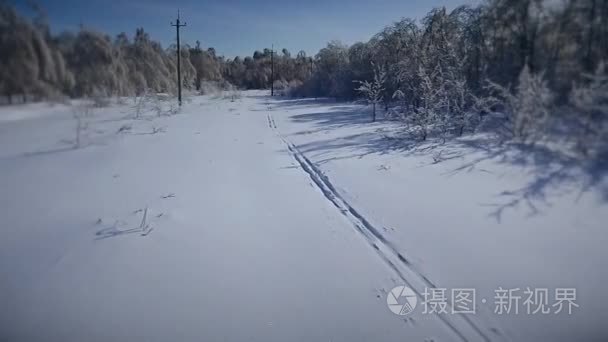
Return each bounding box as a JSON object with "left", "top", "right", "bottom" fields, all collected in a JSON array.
[{"left": 266, "top": 110, "right": 503, "bottom": 342}]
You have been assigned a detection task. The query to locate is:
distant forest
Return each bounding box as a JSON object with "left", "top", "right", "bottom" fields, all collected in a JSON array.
[
  {"left": 0, "top": 1, "right": 313, "bottom": 100},
  {"left": 1, "top": 0, "right": 607, "bottom": 158}
]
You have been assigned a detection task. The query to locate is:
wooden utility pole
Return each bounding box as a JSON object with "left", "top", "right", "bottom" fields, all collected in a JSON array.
[
  {"left": 309, "top": 57, "right": 313, "bottom": 77},
  {"left": 271, "top": 44, "right": 274, "bottom": 96},
  {"left": 171, "top": 11, "right": 187, "bottom": 106}
]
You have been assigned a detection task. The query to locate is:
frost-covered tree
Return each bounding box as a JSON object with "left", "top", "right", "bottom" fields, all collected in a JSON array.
[
  {"left": 355, "top": 63, "right": 386, "bottom": 122},
  {"left": 119, "top": 28, "right": 176, "bottom": 95},
  {"left": 570, "top": 62, "right": 608, "bottom": 155},
  {"left": 313, "top": 41, "right": 351, "bottom": 97},
  {"left": 64, "top": 29, "right": 130, "bottom": 97},
  {"left": 0, "top": 3, "right": 73, "bottom": 101},
  {"left": 412, "top": 65, "right": 446, "bottom": 141},
  {"left": 482, "top": 65, "right": 552, "bottom": 142},
  {"left": 511, "top": 66, "right": 552, "bottom": 141},
  {"left": 167, "top": 44, "right": 196, "bottom": 92},
  {"left": 189, "top": 40, "right": 222, "bottom": 90}
]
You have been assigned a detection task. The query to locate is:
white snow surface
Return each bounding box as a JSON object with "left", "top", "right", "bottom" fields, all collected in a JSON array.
[{"left": 0, "top": 92, "right": 606, "bottom": 342}]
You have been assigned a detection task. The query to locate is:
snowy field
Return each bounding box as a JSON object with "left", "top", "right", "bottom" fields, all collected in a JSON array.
[{"left": 0, "top": 91, "right": 606, "bottom": 342}]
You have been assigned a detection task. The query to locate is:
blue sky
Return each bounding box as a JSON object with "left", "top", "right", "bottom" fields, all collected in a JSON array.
[{"left": 14, "top": 0, "right": 477, "bottom": 58}]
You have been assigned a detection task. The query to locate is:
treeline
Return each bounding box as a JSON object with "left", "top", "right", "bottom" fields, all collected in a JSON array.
[
  {"left": 300, "top": 0, "right": 608, "bottom": 101},
  {"left": 0, "top": 3, "right": 199, "bottom": 101},
  {"left": 223, "top": 48, "right": 312, "bottom": 90},
  {"left": 294, "top": 0, "right": 608, "bottom": 158},
  {"left": 3, "top": 0, "right": 607, "bottom": 102},
  {"left": 0, "top": 2, "right": 311, "bottom": 101},
  {"left": 1, "top": 1, "right": 606, "bottom": 156}
]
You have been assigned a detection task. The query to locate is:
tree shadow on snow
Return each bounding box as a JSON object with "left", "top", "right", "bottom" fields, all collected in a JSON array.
[
  {"left": 274, "top": 97, "right": 608, "bottom": 221},
  {"left": 446, "top": 139, "right": 608, "bottom": 222},
  {"left": 270, "top": 97, "right": 340, "bottom": 109}
]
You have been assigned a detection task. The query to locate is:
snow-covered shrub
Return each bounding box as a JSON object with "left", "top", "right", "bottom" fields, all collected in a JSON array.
[
  {"left": 408, "top": 65, "right": 447, "bottom": 140},
  {"left": 199, "top": 81, "right": 222, "bottom": 95},
  {"left": 445, "top": 78, "right": 473, "bottom": 136},
  {"left": 132, "top": 90, "right": 150, "bottom": 119},
  {"left": 386, "top": 90, "right": 407, "bottom": 121},
  {"left": 272, "top": 79, "right": 289, "bottom": 96},
  {"left": 151, "top": 93, "right": 164, "bottom": 117},
  {"left": 115, "top": 96, "right": 128, "bottom": 105},
  {"left": 72, "top": 104, "right": 92, "bottom": 148},
  {"left": 47, "top": 92, "right": 71, "bottom": 105},
  {"left": 167, "top": 101, "right": 179, "bottom": 115},
  {"left": 283, "top": 80, "right": 303, "bottom": 97},
  {"left": 180, "top": 90, "right": 194, "bottom": 104},
  {"left": 288, "top": 78, "right": 317, "bottom": 98},
  {"left": 482, "top": 66, "right": 553, "bottom": 143},
  {"left": 511, "top": 66, "right": 553, "bottom": 142},
  {"left": 226, "top": 83, "right": 242, "bottom": 102},
  {"left": 91, "top": 89, "right": 110, "bottom": 108}
]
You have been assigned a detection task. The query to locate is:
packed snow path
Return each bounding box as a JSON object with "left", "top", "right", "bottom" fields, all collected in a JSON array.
[{"left": 0, "top": 93, "right": 491, "bottom": 342}]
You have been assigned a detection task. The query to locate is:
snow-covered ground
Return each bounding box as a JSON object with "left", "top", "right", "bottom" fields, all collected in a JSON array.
[{"left": 0, "top": 92, "right": 606, "bottom": 341}]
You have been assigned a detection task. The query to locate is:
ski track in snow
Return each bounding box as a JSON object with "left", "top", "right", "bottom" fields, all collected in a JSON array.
[
  {"left": 2, "top": 94, "right": 465, "bottom": 342},
  {"left": 6, "top": 93, "right": 603, "bottom": 341},
  {"left": 266, "top": 111, "right": 503, "bottom": 342}
]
